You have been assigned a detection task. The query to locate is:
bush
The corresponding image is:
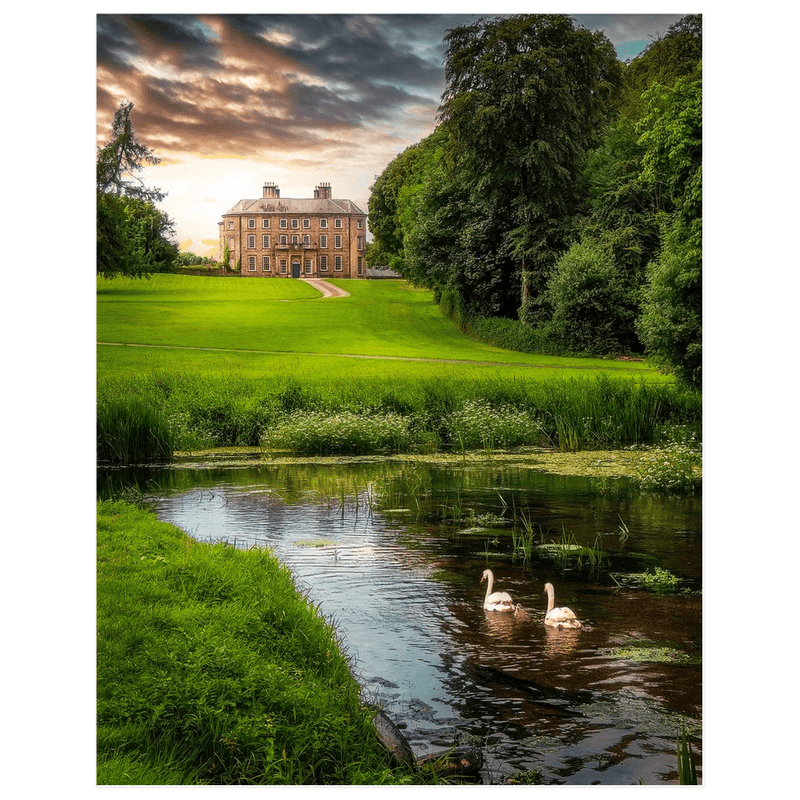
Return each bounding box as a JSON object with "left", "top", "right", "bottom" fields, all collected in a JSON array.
[{"left": 545, "top": 241, "right": 631, "bottom": 355}]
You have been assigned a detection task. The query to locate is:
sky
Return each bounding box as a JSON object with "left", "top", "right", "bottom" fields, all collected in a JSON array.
[{"left": 96, "top": 10, "right": 689, "bottom": 257}]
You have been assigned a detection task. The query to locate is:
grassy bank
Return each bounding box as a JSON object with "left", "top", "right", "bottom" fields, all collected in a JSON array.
[
  {"left": 97, "top": 500, "right": 424, "bottom": 785},
  {"left": 97, "top": 371, "right": 700, "bottom": 462}
]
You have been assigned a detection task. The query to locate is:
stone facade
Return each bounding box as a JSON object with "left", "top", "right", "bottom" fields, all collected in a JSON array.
[{"left": 219, "top": 182, "right": 368, "bottom": 279}]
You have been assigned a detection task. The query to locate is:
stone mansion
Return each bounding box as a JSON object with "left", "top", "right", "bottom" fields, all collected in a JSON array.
[{"left": 219, "top": 182, "right": 368, "bottom": 278}]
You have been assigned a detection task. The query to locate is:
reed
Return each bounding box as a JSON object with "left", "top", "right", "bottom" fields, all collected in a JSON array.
[{"left": 97, "top": 395, "right": 174, "bottom": 463}]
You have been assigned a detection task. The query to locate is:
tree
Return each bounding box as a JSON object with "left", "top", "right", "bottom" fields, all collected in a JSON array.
[
  {"left": 437, "top": 15, "right": 622, "bottom": 320},
  {"left": 97, "top": 101, "right": 165, "bottom": 203},
  {"left": 97, "top": 101, "right": 176, "bottom": 278},
  {"left": 636, "top": 70, "right": 702, "bottom": 387}
]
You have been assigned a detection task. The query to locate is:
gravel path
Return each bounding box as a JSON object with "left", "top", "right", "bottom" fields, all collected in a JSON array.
[{"left": 300, "top": 278, "right": 351, "bottom": 298}]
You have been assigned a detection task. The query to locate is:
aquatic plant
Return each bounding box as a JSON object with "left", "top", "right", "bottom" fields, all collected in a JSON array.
[{"left": 677, "top": 722, "right": 698, "bottom": 784}]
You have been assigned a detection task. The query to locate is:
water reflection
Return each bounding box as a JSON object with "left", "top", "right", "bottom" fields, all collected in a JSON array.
[{"left": 104, "top": 458, "right": 701, "bottom": 784}]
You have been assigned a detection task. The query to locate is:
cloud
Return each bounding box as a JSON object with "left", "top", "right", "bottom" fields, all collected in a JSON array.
[{"left": 96, "top": 14, "right": 446, "bottom": 163}]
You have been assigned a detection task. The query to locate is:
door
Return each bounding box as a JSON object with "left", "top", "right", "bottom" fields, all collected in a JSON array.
[{"left": 291, "top": 259, "right": 301, "bottom": 278}]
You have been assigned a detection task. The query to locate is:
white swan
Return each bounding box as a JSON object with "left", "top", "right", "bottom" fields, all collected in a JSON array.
[
  {"left": 481, "top": 569, "right": 525, "bottom": 616},
  {"left": 543, "top": 582, "right": 582, "bottom": 629}
]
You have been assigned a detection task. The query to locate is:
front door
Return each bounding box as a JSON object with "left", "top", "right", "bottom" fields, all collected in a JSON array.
[{"left": 291, "top": 259, "right": 301, "bottom": 278}]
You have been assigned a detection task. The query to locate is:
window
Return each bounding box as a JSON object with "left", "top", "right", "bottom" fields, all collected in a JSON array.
[
  {"left": 280, "top": 235, "right": 287, "bottom": 245},
  {"left": 320, "top": 218, "right": 328, "bottom": 229},
  {"left": 280, "top": 219, "right": 287, "bottom": 228},
  {"left": 320, "top": 234, "right": 327, "bottom": 248},
  {"left": 319, "top": 256, "right": 328, "bottom": 271},
  {"left": 247, "top": 234, "right": 256, "bottom": 248},
  {"left": 291, "top": 235, "right": 299, "bottom": 245},
  {"left": 303, "top": 235, "right": 310, "bottom": 246},
  {"left": 262, "top": 234, "right": 270, "bottom": 248},
  {"left": 334, "top": 218, "right": 342, "bottom": 228},
  {"left": 291, "top": 219, "right": 299, "bottom": 229},
  {"left": 303, "top": 219, "right": 310, "bottom": 228},
  {"left": 262, "top": 218, "right": 270, "bottom": 228},
  {"left": 357, "top": 236, "right": 363, "bottom": 250},
  {"left": 357, "top": 220, "right": 363, "bottom": 229},
  {"left": 358, "top": 257, "right": 363, "bottom": 275},
  {"left": 248, "top": 256, "right": 256, "bottom": 271},
  {"left": 248, "top": 219, "right": 255, "bottom": 229},
  {"left": 228, "top": 237, "right": 235, "bottom": 251},
  {"left": 334, "top": 256, "right": 342, "bottom": 271},
  {"left": 226, "top": 221, "right": 234, "bottom": 229},
  {"left": 263, "top": 255, "right": 271, "bottom": 271},
  {"left": 305, "top": 259, "right": 313, "bottom": 274},
  {"left": 334, "top": 234, "right": 342, "bottom": 249},
  {"left": 280, "top": 260, "right": 287, "bottom": 274}
]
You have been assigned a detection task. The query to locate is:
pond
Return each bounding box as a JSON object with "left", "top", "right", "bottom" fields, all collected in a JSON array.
[{"left": 100, "top": 455, "right": 701, "bottom": 785}]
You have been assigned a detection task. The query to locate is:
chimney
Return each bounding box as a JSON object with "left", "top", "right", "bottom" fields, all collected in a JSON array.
[
  {"left": 263, "top": 182, "right": 280, "bottom": 199},
  {"left": 314, "top": 182, "right": 332, "bottom": 200}
]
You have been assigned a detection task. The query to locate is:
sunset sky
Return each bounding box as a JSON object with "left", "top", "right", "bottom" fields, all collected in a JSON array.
[{"left": 96, "top": 11, "right": 689, "bottom": 257}]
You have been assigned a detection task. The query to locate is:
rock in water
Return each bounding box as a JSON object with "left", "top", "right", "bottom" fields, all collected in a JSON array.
[{"left": 371, "top": 708, "right": 416, "bottom": 768}]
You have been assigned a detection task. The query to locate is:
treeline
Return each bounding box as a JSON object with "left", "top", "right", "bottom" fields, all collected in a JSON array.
[
  {"left": 367, "top": 15, "right": 701, "bottom": 388},
  {"left": 97, "top": 102, "right": 180, "bottom": 278}
]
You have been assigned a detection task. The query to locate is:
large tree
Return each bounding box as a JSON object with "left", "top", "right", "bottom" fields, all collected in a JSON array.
[
  {"left": 97, "top": 101, "right": 176, "bottom": 278},
  {"left": 437, "top": 15, "right": 622, "bottom": 320}
]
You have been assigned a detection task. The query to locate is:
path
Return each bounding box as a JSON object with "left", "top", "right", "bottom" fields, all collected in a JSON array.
[{"left": 300, "top": 278, "right": 350, "bottom": 298}]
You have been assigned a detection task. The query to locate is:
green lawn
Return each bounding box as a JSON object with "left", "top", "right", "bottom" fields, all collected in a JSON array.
[{"left": 97, "top": 275, "right": 667, "bottom": 383}]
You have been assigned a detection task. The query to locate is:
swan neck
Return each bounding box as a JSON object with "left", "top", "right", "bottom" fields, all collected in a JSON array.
[
  {"left": 484, "top": 572, "right": 494, "bottom": 600},
  {"left": 545, "top": 585, "right": 554, "bottom": 614}
]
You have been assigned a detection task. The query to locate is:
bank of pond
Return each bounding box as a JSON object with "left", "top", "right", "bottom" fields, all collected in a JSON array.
[
  {"left": 97, "top": 372, "right": 701, "bottom": 467},
  {"left": 98, "top": 454, "right": 701, "bottom": 785}
]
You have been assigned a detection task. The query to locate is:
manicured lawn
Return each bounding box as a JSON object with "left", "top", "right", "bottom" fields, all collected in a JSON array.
[{"left": 97, "top": 275, "right": 667, "bottom": 382}]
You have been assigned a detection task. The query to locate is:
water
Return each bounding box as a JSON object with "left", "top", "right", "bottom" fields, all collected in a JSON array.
[{"left": 100, "top": 457, "right": 701, "bottom": 784}]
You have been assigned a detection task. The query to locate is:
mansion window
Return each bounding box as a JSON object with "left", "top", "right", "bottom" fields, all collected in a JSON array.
[
  {"left": 320, "top": 234, "right": 328, "bottom": 248},
  {"left": 280, "top": 235, "right": 288, "bottom": 245},
  {"left": 280, "top": 259, "right": 287, "bottom": 274},
  {"left": 334, "top": 256, "right": 342, "bottom": 271},
  {"left": 357, "top": 220, "right": 363, "bottom": 229},
  {"left": 320, "top": 256, "right": 328, "bottom": 271},
  {"left": 280, "top": 219, "right": 288, "bottom": 228},
  {"left": 291, "top": 219, "right": 299, "bottom": 229},
  {"left": 291, "top": 235, "right": 299, "bottom": 245},
  {"left": 357, "top": 236, "right": 363, "bottom": 250},
  {"left": 334, "top": 235, "right": 342, "bottom": 248},
  {"left": 320, "top": 218, "right": 328, "bottom": 228},
  {"left": 226, "top": 221, "right": 234, "bottom": 229},
  {"left": 263, "top": 256, "right": 271, "bottom": 271},
  {"left": 303, "top": 219, "right": 310, "bottom": 228},
  {"left": 334, "top": 218, "right": 342, "bottom": 228},
  {"left": 303, "top": 235, "right": 310, "bottom": 246},
  {"left": 248, "top": 234, "right": 256, "bottom": 248},
  {"left": 305, "top": 259, "right": 313, "bottom": 274},
  {"left": 248, "top": 219, "right": 255, "bottom": 228},
  {"left": 228, "top": 237, "right": 235, "bottom": 250},
  {"left": 262, "top": 218, "right": 270, "bottom": 228},
  {"left": 263, "top": 234, "right": 270, "bottom": 248},
  {"left": 248, "top": 256, "right": 256, "bottom": 271}
]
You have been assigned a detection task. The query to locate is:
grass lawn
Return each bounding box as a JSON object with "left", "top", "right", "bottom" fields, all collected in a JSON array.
[{"left": 97, "top": 275, "right": 668, "bottom": 383}]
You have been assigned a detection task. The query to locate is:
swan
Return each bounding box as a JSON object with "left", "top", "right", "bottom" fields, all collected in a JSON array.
[
  {"left": 543, "top": 582, "right": 582, "bottom": 629},
  {"left": 481, "top": 569, "right": 526, "bottom": 616}
]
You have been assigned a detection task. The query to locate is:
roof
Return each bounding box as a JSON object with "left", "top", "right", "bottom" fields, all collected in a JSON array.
[{"left": 223, "top": 197, "right": 366, "bottom": 216}]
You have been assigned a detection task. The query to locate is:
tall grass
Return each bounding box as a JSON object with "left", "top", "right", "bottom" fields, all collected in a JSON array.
[
  {"left": 97, "top": 395, "right": 174, "bottom": 463},
  {"left": 97, "top": 371, "right": 701, "bottom": 460}
]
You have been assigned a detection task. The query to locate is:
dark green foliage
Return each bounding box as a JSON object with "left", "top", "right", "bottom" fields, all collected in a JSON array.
[
  {"left": 367, "top": 14, "right": 702, "bottom": 377},
  {"left": 97, "top": 101, "right": 178, "bottom": 278},
  {"left": 545, "top": 241, "right": 631, "bottom": 355}
]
